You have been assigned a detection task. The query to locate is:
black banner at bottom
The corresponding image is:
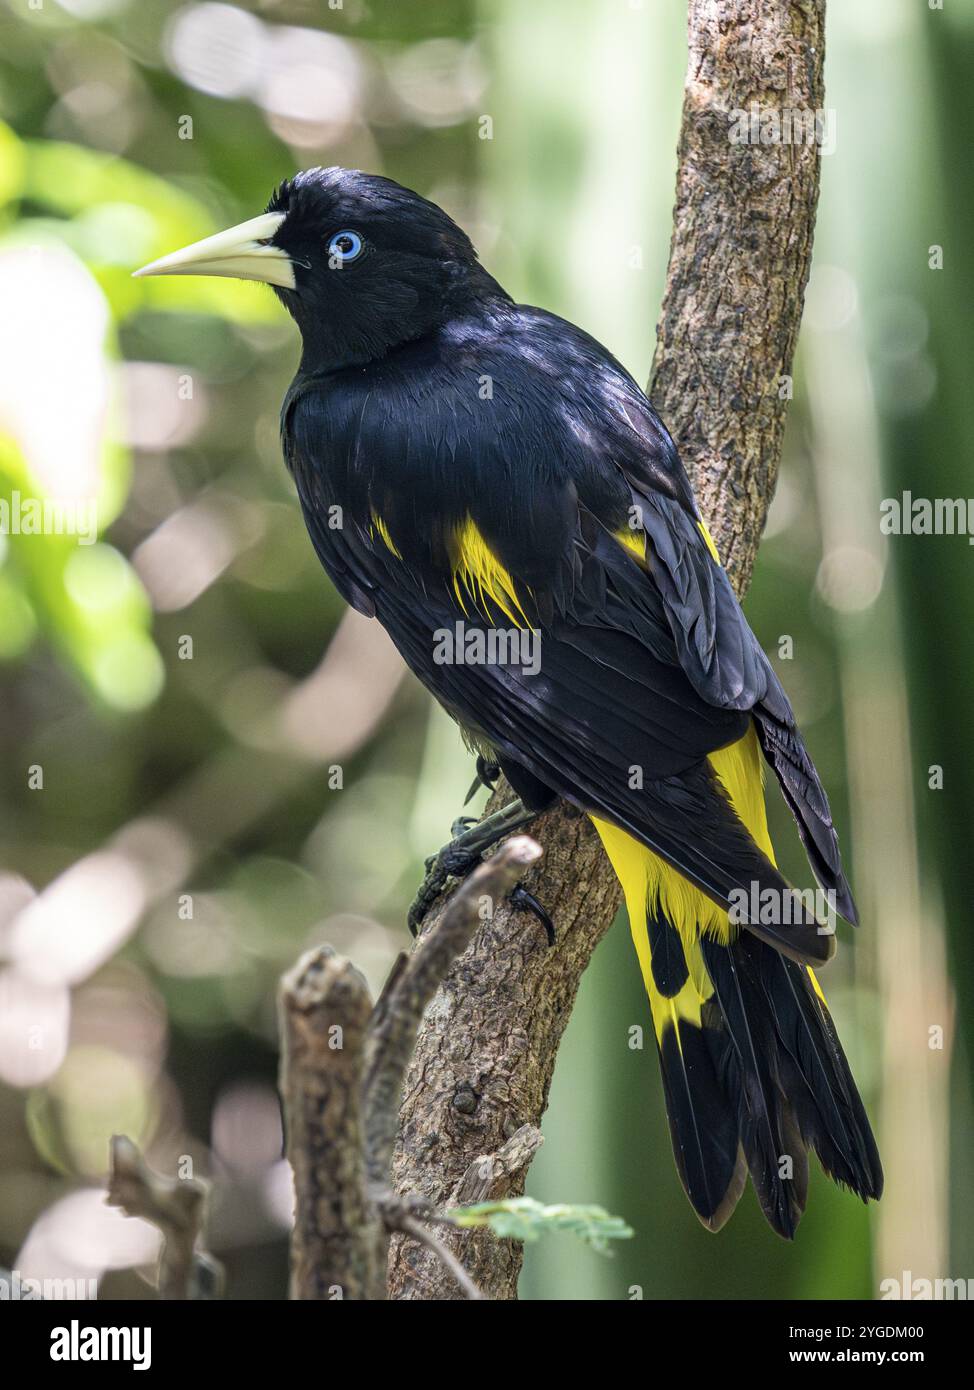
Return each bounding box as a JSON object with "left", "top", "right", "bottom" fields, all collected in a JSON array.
[{"left": 0, "top": 1297, "right": 959, "bottom": 1373}]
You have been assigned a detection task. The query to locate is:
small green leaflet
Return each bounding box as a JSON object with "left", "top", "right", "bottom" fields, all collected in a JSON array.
[{"left": 449, "top": 1198, "right": 633, "bottom": 1254}]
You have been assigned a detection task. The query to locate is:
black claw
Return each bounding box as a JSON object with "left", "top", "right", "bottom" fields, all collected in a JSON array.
[
  {"left": 464, "top": 756, "right": 501, "bottom": 806},
  {"left": 450, "top": 815, "right": 477, "bottom": 839},
  {"left": 510, "top": 884, "right": 555, "bottom": 946},
  {"left": 479, "top": 757, "right": 500, "bottom": 789}
]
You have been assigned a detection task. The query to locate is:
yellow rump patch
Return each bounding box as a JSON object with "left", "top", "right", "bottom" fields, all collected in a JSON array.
[
  {"left": 709, "top": 725, "right": 774, "bottom": 863},
  {"left": 589, "top": 725, "right": 774, "bottom": 1041},
  {"left": 586, "top": 811, "right": 716, "bottom": 1045}
]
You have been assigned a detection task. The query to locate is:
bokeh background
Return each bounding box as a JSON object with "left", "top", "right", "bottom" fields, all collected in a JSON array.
[{"left": 0, "top": 0, "right": 971, "bottom": 1301}]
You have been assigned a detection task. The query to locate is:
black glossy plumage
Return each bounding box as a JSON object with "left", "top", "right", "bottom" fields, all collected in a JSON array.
[
  {"left": 283, "top": 298, "right": 848, "bottom": 953},
  {"left": 658, "top": 1020, "right": 745, "bottom": 1231},
  {"left": 699, "top": 936, "right": 883, "bottom": 1237},
  {"left": 647, "top": 908, "right": 690, "bottom": 997},
  {"left": 261, "top": 167, "right": 879, "bottom": 1232}
]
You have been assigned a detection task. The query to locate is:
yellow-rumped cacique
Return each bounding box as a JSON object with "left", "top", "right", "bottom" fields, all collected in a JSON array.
[{"left": 135, "top": 167, "right": 882, "bottom": 1238}]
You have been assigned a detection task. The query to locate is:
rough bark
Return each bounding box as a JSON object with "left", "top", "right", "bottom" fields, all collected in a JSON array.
[
  {"left": 363, "top": 839, "right": 542, "bottom": 1189},
  {"left": 389, "top": 0, "right": 826, "bottom": 1300}
]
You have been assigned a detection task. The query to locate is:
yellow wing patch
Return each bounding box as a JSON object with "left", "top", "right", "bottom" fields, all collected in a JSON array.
[
  {"left": 698, "top": 519, "right": 720, "bottom": 563},
  {"left": 614, "top": 526, "right": 648, "bottom": 563},
  {"left": 615, "top": 519, "right": 717, "bottom": 569},
  {"left": 452, "top": 516, "right": 530, "bottom": 627},
  {"left": 370, "top": 512, "right": 401, "bottom": 559},
  {"left": 591, "top": 724, "right": 772, "bottom": 971},
  {"left": 807, "top": 966, "right": 828, "bottom": 1006}
]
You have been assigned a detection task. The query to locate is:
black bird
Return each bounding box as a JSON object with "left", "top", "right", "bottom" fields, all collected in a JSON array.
[{"left": 135, "top": 167, "right": 882, "bottom": 1236}]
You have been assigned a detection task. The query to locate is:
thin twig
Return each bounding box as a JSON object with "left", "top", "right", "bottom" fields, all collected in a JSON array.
[{"left": 274, "top": 842, "right": 540, "bottom": 1301}]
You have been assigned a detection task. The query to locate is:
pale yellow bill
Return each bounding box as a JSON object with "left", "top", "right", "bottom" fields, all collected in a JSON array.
[{"left": 132, "top": 211, "right": 295, "bottom": 289}]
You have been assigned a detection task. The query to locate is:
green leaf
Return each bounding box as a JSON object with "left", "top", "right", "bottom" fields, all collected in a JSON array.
[{"left": 449, "top": 1197, "right": 634, "bottom": 1254}]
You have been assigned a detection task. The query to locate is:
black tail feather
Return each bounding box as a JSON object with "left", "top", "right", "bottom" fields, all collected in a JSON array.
[
  {"left": 701, "top": 937, "right": 806, "bottom": 1237},
  {"left": 666, "top": 935, "right": 885, "bottom": 1239},
  {"left": 657, "top": 1020, "right": 746, "bottom": 1230}
]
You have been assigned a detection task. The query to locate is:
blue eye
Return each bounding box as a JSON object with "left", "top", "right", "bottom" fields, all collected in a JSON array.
[{"left": 327, "top": 230, "right": 363, "bottom": 264}]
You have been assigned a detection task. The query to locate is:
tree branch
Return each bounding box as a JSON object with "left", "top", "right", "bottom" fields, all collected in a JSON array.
[
  {"left": 652, "top": 0, "right": 826, "bottom": 592},
  {"left": 106, "top": 1135, "right": 221, "bottom": 1300},
  {"left": 279, "top": 947, "right": 383, "bottom": 1300},
  {"left": 280, "top": 838, "right": 542, "bottom": 1299},
  {"left": 389, "top": 0, "right": 826, "bottom": 1301}
]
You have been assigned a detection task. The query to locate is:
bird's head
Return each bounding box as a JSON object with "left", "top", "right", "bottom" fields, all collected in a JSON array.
[{"left": 133, "top": 167, "right": 498, "bottom": 370}]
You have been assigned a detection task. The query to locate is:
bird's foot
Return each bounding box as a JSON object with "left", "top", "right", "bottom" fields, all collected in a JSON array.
[
  {"left": 408, "top": 840, "right": 482, "bottom": 936},
  {"left": 408, "top": 797, "right": 547, "bottom": 937},
  {"left": 408, "top": 834, "right": 483, "bottom": 934},
  {"left": 408, "top": 859, "right": 555, "bottom": 944},
  {"left": 449, "top": 815, "right": 478, "bottom": 840}
]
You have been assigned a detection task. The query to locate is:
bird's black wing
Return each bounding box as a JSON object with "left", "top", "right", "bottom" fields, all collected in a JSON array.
[{"left": 599, "top": 378, "right": 856, "bottom": 923}]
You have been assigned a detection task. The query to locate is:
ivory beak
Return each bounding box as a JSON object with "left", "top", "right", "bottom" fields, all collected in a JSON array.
[{"left": 133, "top": 211, "right": 294, "bottom": 289}]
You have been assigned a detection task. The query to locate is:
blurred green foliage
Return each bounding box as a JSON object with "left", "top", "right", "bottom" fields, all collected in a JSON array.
[{"left": 453, "top": 1198, "right": 634, "bottom": 1253}]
